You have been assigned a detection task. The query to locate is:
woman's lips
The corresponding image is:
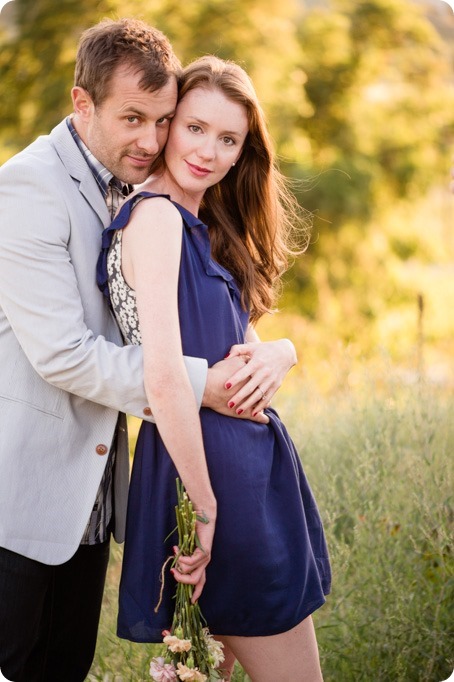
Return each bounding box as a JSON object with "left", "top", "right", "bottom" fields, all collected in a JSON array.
[{"left": 185, "top": 160, "right": 212, "bottom": 177}]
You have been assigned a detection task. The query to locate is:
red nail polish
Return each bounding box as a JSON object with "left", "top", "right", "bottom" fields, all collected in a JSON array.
[
  {"left": 228, "top": 401, "right": 235, "bottom": 408},
  {"left": 252, "top": 412, "right": 257, "bottom": 417},
  {"left": 237, "top": 409, "right": 243, "bottom": 415},
  {"left": 225, "top": 382, "right": 232, "bottom": 389},
  {"left": 225, "top": 353, "right": 230, "bottom": 358}
]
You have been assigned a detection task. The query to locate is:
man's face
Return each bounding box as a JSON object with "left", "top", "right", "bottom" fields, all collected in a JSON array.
[{"left": 73, "top": 65, "right": 178, "bottom": 184}]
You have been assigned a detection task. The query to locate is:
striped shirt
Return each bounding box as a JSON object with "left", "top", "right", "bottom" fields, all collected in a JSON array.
[{"left": 66, "top": 116, "right": 129, "bottom": 544}]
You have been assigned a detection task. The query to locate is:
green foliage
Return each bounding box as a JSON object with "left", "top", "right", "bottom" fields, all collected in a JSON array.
[
  {"left": 296, "top": 0, "right": 454, "bottom": 222},
  {"left": 285, "top": 0, "right": 454, "bottom": 339},
  {"left": 0, "top": 0, "right": 112, "bottom": 150}
]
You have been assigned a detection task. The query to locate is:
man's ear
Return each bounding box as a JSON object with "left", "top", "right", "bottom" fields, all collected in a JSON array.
[{"left": 71, "top": 86, "right": 94, "bottom": 121}]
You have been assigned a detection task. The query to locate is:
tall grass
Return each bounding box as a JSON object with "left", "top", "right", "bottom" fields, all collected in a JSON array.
[
  {"left": 290, "top": 377, "right": 453, "bottom": 682},
  {"left": 88, "top": 371, "right": 453, "bottom": 681}
]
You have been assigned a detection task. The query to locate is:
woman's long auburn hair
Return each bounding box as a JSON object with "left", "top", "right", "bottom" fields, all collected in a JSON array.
[{"left": 172, "top": 55, "right": 310, "bottom": 323}]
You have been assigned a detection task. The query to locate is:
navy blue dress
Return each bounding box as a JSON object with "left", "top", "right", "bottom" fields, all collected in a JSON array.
[{"left": 97, "top": 192, "right": 331, "bottom": 642}]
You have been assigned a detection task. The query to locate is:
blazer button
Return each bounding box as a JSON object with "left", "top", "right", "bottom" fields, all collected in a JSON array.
[
  {"left": 96, "top": 444, "right": 108, "bottom": 456},
  {"left": 143, "top": 407, "right": 152, "bottom": 416}
]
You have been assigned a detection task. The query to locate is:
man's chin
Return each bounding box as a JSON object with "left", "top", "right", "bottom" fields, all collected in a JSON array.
[{"left": 121, "top": 168, "right": 152, "bottom": 186}]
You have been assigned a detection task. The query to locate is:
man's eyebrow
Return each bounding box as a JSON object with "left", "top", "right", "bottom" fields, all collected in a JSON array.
[
  {"left": 160, "top": 108, "right": 177, "bottom": 118},
  {"left": 120, "top": 106, "right": 176, "bottom": 119}
]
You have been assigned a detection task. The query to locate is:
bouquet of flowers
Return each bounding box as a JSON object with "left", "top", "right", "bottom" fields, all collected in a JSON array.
[{"left": 150, "top": 479, "right": 225, "bottom": 682}]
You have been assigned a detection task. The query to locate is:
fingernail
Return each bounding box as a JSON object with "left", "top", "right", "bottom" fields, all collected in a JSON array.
[
  {"left": 252, "top": 412, "right": 257, "bottom": 417},
  {"left": 228, "top": 401, "right": 235, "bottom": 408},
  {"left": 225, "top": 353, "right": 230, "bottom": 358},
  {"left": 225, "top": 382, "right": 232, "bottom": 389},
  {"left": 237, "top": 409, "right": 243, "bottom": 415}
]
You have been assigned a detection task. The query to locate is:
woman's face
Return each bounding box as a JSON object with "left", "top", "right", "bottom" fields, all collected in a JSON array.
[{"left": 164, "top": 86, "right": 248, "bottom": 201}]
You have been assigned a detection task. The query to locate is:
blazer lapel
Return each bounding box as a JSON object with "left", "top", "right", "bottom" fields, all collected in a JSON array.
[{"left": 49, "top": 120, "right": 111, "bottom": 228}]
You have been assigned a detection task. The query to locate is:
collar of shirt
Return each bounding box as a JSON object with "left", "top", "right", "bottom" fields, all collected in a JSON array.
[{"left": 66, "top": 116, "right": 132, "bottom": 200}]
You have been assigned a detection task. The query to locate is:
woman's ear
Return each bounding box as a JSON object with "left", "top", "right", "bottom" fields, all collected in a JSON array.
[{"left": 232, "top": 149, "right": 244, "bottom": 167}]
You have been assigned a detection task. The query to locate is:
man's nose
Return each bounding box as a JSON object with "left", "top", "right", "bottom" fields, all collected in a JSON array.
[{"left": 136, "top": 127, "right": 160, "bottom": 155}]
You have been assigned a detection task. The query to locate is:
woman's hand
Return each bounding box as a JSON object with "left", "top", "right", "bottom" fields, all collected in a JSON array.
[
  {"left": 171, "top": 511, "right": 216, "bottom": 603},
  {"left": 225, "top": 338, "right": 297, "bottom": 416},
  {"left": 204, "top": 355, "right": 269, "bottom": 423}
]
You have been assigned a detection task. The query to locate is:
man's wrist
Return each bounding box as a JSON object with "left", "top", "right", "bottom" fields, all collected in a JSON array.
[
  {"left": 183, "top": 356, "right": 208, "bottom": 410},
  {"left": 202, "top": 366, "right": 215, "bottom": 408},
  {"left": 280, "top": 338, "right": 297, "bottom": 368}
]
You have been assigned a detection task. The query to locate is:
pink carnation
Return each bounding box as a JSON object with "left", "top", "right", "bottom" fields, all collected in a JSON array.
[{"left": 149, "top": 656, "right": 177, "bottom": 681}]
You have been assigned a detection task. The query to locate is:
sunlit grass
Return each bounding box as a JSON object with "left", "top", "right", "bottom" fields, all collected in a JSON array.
[
  {"left": 89, "top": 362, "right": 453, "bottom": 681},
  {"left": 288, "top": 379, "right": 453, "bottom": 681}
]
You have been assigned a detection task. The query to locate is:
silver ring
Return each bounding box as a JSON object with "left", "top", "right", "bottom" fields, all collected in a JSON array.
[{"left": 259, "top": 387, "right": 267, "bottom": 401}]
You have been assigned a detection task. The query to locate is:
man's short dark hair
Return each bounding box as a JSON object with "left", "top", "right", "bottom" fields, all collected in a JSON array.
[{"left": 74, "top": 17, "right": 181, "bottom": 106}]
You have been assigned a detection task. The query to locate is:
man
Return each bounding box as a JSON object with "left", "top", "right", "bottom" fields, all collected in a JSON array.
[{"left": 0, "top": 17, "right": 296, "bottom": 682}]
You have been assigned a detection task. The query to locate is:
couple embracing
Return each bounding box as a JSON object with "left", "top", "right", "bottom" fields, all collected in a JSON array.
[{"left": 0, "top": 17, "right": 330, "bottom": 682}]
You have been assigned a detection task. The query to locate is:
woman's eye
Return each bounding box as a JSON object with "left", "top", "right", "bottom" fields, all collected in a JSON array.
[
  {"left": 189, "top": 125, "right": 202, "bottom": 133},
  {"left": 222, "top": 136, "right": 235, "bottom": 146}
]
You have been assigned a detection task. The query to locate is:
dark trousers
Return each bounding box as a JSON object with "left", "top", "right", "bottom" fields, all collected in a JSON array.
[{"left": 0, "top": 540, "right": 110, "bottom": 682}]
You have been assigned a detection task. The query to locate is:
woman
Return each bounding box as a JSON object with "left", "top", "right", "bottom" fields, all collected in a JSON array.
[{"left": 98, "top": 55, "right": 331, "bottom": 681}]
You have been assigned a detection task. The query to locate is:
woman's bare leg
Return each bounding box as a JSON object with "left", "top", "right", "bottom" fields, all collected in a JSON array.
[
  {"left": 212, "top": 639, "right": 236, "bottom": 681},
  {"left": 215, "top": 616, "right": 323, "bottom": 682}
]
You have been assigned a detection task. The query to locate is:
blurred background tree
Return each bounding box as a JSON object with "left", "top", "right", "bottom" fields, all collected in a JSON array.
[
  {"left": 0, "top": 0, "right": 111, "bottom": 157},
  {"left": 0, "top": 0, "right": 453, "bottom": 384},
  {"left": 282, "top": 0, "right": 454, "bottom": 353}
]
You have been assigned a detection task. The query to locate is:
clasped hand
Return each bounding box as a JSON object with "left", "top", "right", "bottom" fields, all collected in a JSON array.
[{"left": 203, "top": 338, "right": 297, "bottom": 423}]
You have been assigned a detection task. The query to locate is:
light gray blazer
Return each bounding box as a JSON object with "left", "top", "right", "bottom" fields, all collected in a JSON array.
[{"left": 0, "top": 119, "right": 207, "bottom": 565}]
